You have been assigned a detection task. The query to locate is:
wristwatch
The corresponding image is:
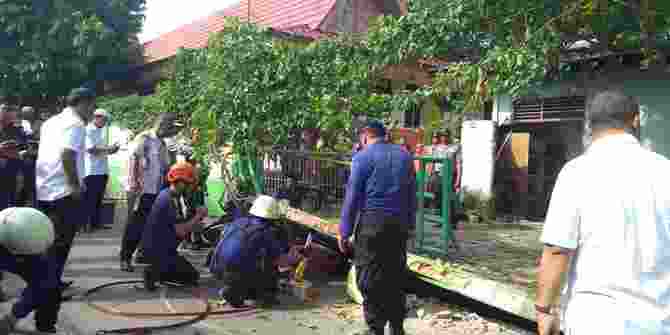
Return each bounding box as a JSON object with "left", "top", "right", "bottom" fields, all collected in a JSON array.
[{"left": 535, "top": 304, "right": 553, "bottom": 315}]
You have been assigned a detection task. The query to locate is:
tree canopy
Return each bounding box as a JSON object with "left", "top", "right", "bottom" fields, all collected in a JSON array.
[
  {"left": 366, "top": 0, "right": 670, "bottom": 112},
  {"left": 106, "top": 0, "right": 670, "bottom": 159},
  {"left": 0, "top": 0, "right": 145, "bottom": 104}
]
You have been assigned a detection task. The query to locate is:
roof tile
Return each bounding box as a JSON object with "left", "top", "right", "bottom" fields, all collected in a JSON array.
[{"left": 143, "top": 0, "right": 336, "bottom": 63}]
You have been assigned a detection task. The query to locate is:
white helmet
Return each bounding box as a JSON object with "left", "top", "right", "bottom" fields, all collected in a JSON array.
[
  {"left": 0, "top": 208, "right": 55, "bottom": 255},
  {"left": 249, "top": 195, "right": 282, "bottom": 220}
]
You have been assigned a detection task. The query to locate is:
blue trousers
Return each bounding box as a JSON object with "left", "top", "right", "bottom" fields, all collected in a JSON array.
[{"left": 120, "top": 193, "right": 157, "bottom": 261}]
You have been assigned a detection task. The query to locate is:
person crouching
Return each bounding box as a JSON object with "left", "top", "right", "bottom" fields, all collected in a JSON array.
[
  {"left": 209, "top": 195, "right": 295, "bottom": 307},
  {"left": 142, "top": 162, "right": 208, "bottom": 291}
]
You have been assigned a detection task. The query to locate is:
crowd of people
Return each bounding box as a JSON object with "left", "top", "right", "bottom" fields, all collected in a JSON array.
[
  {"left": 0, "top": 87, "right": 305, "bottom": 334},
  {"left": 0, "top": 87, "right": 667, "bottom": 335}
]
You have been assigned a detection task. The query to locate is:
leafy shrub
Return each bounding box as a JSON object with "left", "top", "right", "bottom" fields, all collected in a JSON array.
[{"left": 462, "top": 189, "right": 496, "bottom": 223}]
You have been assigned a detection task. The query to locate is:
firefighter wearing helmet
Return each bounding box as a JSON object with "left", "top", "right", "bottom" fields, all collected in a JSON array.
[
  {"left": 0, "top": 207, "right": 63, "bottom": 334},
  {"left": 141, "top": 162, "right": 208, "bottom": 291},
  {"left": 208, "top": 195, "right": 303, "bottom": 308}
]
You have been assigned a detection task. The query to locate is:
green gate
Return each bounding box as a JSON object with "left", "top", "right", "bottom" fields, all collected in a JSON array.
[{"left": 415, "top": 156, "right": 455, "bottom": 257}]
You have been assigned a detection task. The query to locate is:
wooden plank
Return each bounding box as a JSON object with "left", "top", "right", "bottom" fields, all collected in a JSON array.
[
  {"left": 284, "top": 207, "right": 537, "bottom": 323},
  {"left": 285, "top": 207, "right": 340, "bottom": 236}
]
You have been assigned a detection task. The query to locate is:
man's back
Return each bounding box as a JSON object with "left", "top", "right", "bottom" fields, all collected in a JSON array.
[
  {"left": 215, "top": 217, "right": 284, "bottom": 272},
  {"left": 353, "top": 143, "right": 415, "bottom": 214},
  {"left": 542, "top": 133, "right": 670, "bottom": 322}
]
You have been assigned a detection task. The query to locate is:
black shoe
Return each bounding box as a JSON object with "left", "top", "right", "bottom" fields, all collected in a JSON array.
[
  {"left": 134, "top": 253, "right": 150, "bottom": 265},
  {"left": 36, "top": 326, "right": 58, "bottom": 334},
  {"left": 143, "top": 270, "right": 157, "bottom": 292},
  {"left": 60, "top": 281, "right": 73, "bottom": 291},
  {"left": 221, "top": 290, "right": 245, "bottom": 308},
  {"left": 120, "top": 260, "right": 134, "bottom": 272}
]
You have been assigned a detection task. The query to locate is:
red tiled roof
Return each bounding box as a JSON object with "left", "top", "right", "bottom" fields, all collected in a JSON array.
[{"left": 143, "top": 0, "right": 337, "bottom": 63}]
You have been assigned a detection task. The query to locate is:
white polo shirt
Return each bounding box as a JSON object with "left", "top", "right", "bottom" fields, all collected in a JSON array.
[
  {"left": 541, "top": 133, "right": 670, "bottom": 332},
  {"left": 84, "top": 123, "right": 109, "bottom": 177},
  {"left": 35, "top": 108, "right": 86, "bottom": 201}
]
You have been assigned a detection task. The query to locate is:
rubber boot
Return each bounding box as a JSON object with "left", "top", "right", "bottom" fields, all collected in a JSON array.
[
  {"left": 143, "top": 268, "right": 157, "bottom": 292},
  {"left": 220, "top": 287, "right": 245, "bottom": 308}
]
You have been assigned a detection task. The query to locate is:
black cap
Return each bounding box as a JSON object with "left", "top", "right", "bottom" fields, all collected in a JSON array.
[
  {"left": 588, "top": 90, "right": 639, "bottom": 123},
  {"left": 362, "top": 119, "right": 386, "bottom": 137},
  {"left": 66, "top": 87, "right": 96, "bottom": 106},
  {"left": 67, "top": 87, "right": 96, "bottom": 100}
]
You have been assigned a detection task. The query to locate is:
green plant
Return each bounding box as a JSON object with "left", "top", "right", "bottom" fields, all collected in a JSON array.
[
  {"left": 462, "top": 190, "right": 496, "bottom": 223},
  {"left": 97, "top": 94, "right": 161, "bottom": 132},
  {"left": 0, "top": 0, "right": 145, "bottom": 105}
]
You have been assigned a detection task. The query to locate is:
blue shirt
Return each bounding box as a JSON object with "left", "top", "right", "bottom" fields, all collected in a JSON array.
[
  {"left": 339, "top": 142, "right": 417, "bottom": 239},
  {"left": 218, "top": 216, "right": 288, "bottom": 272},
  {"left": 0, "top": 248, "right": 59, "bottom": 319},
  {"left": 142, "top": 189, "right": 180, "bottom": 265}
]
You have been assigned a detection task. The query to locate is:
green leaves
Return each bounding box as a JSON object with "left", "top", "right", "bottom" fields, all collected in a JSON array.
[
  {"left": 98, "top": 93, "right": 160, "bottom": 132},
  {"left": 0, "top": 0, "right": 145, "bottom": 102}
]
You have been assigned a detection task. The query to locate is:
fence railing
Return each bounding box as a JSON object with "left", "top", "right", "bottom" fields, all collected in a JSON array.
[{"left": 261, "top": 150, "right": 352, "bottom": 204}]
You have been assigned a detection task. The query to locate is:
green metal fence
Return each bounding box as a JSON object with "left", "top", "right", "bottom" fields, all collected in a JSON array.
[{"left": 415, "top": 156, "right": 455, "bottom": 257}]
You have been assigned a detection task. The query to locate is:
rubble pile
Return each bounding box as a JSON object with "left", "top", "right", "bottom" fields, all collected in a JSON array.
[
  {"left": 324, "top": 294, "right": 534, "bottom": 335},
  {"left": 407, "top": 295, "right": 534, "bottom": 335}
]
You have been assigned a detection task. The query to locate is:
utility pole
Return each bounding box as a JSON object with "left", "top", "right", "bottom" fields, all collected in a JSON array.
[{"left": 247, "top": 0, "right": 252, "bottom": 22}]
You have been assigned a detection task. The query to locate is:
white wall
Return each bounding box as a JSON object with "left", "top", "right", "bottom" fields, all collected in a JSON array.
[{"left": 460, "top": 120, "right": 497, "bottom": 198}]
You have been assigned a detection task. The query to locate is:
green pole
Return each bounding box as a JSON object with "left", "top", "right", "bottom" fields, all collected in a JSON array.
[
  {"left": 416, "top": 159, "right": 426, "bottom": 252},
  {"left": 253, "top": 155, "right": 264, "bottom": 194},
  {"left": 441, "top": 157, "right": 453, "bottom": 252}
]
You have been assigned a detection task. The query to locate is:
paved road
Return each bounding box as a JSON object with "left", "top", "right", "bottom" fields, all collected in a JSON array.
[{"left": 0, "top": 207, "right": 535, "bottom": 335}]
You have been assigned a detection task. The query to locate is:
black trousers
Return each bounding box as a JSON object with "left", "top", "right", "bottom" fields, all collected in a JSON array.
[
  {"left": 84, "top": 175, "right": 108, "bottom": 228},
  {"left": 120, "top": 193, "right": 156, "bottom": 262},
  {"left": 219, "top": 261, "right": 279, "bottom": 305},
  {"left": 10, "top": 255, "right": 62, "bottom": 331},
  {"left": 354, "top": 211, "right": 408, "bottom": 335},
  {"left": 145, "top": 254, "right": 200, "bottom": 286},
  {"left": 17, "top": 159, "right": 36, "bottom": 207},
  {"left": 38, "top": 196, "right": 80, "bottom": 280},
  {"left": 428, "top": 172, "right": 458, "bottom": 228}
]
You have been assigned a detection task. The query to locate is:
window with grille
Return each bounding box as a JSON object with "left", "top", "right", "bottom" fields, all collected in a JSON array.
[{"left": 512, "top": 96, "right": 585, "bottom": 123}]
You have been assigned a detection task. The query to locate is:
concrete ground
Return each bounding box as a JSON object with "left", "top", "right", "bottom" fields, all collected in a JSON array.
[{"left": 0, "top": 206, "right": 535, "bottom": 335}]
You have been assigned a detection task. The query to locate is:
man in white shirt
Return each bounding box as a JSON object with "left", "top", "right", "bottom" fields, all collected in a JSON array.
[
  {"left": 83, "top": 109, "right": 119, "bottom": 231},
  {"left": 120, "top": 112, "right": 181, "bottom": 272},
  {"left": 36, "top": 88, "right": 95, "bottom": 293},
  {"left": 536, "top": 90, "right": 670, "bottom": 334}
]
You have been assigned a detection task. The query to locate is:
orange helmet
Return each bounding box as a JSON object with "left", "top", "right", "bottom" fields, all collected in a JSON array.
[{"left": 166, "top": 162, "right": 196, "bottom": 184}]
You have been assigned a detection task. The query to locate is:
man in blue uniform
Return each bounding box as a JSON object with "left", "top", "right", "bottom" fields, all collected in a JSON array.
[
  {"left": 209, "top": 195, "right": 292, "bottom": 308},
  {"left": 141, "top": 162, "right": 208, "bottom": 291},
  {"left": 0, "top": 207, "right": 61, "bottom": 334},
  {"left": 339, "top": 120, "right": 417, "bottom": 335}
]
